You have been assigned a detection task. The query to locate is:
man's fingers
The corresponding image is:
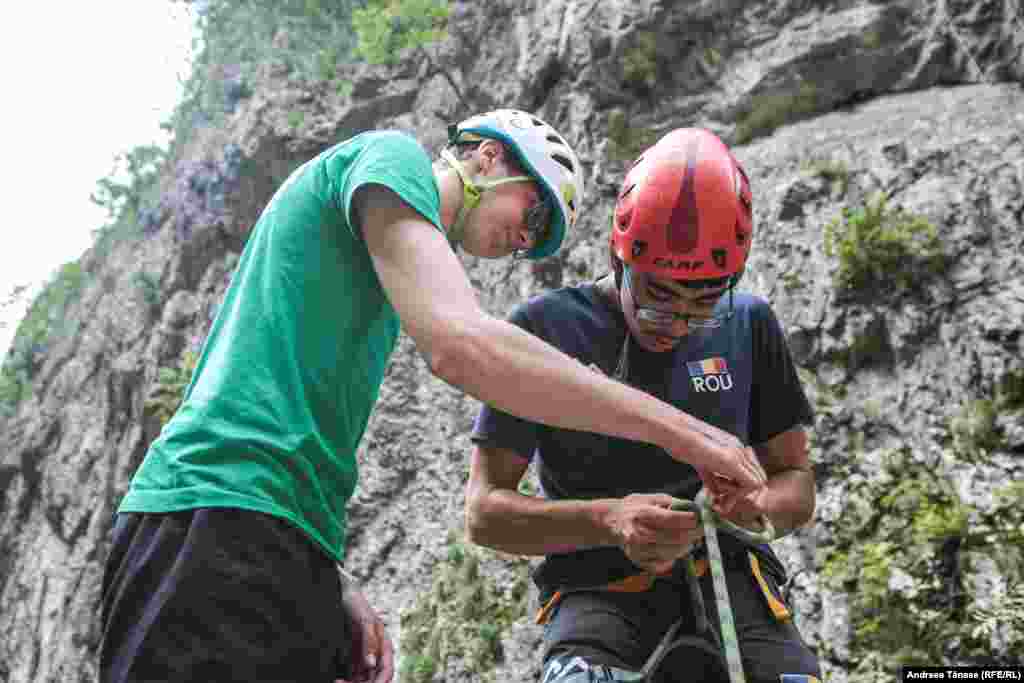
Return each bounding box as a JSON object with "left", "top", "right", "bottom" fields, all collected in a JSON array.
[{"left": 374, "top": 622, "right": 395, "bottom": 683}]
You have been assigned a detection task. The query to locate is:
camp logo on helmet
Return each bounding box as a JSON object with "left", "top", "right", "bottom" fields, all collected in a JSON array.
[{"left": 653, "top": 257, "right": 703, "bottom": 270}]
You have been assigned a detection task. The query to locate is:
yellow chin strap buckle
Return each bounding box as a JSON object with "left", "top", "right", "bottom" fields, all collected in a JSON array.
[{"left": 440, "top": 147, "right": 531, "bottom": 246}]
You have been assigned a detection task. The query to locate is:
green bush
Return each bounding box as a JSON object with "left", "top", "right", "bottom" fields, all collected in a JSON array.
[
  {"left": 622, "top": 32, "right": 658, "bottom": 92},
  {"left": 400, "top": 532, "right": 530, "bottom": 682},
  {"left": 997, "top": 367, "right": 1024, "bottom": 412},
  {"left": 132, "top": 272, "right": 162, "bottom": 311},
  {"left": 144, "top": 349, "right": 199, "bottom": 429},
  {"left": 951, "top": 399, "right": 1001, "bottom": 462},
  {"left": 165, "top": 0, "right": 361, "bottom": 154},
  {"left": 736, "top": 82, "right": 823, "bottom": 144},
  {"left": 820, "top": 449, "right": 1024, "bottom": 673},
  {"left": 607, "top": 109, "right": 658, "bottom": 162},
  {"left": 0, "top": 262, "right": 87, "bottom": 413},
  {"left": 824, "top": 192, "right": 946, "bottom": 295},
  {"left": 91, "top": 145, "right": 167, "bottom": 220},
  {"left": 802, "top": 157, "right": 851, "bottom": 196},
  {"left": 352, "top": 0, "right": 449, "bottom": 65}
]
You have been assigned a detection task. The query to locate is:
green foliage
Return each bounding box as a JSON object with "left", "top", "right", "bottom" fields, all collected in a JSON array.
[
  {"left": 824, "top": 193, "right": 946, "bottom": 295},
  {"left": 144, "top": 349, "right": 199, "bottom": 428},
  {"left": 352, "top": 0, "right": 449, "bottom": 65},
  {"left": 132, "top": 272, "right": 161, "bottom": 311},
  {"left": 861, "top": 30, "right": 882, "bottom": 49},
  {"left": 821, "top": 449, "right": 1023, "bottom": 672},
  {"left": 0, "top": 262, "right": 86, "bottom": 413},
  {"left": 287, "top": 110, "right": 306, "bottom": 129},
  {"left": 622, "top": 32, "right": 658, "bottom": 91},
  {"left": 969, "top": 584, "right": 1024, "bottom": 652},
  {"left": 802, "top": 157, "right": 851, "bottom": 196},
  {"left": 779, "top": 271, "right": 803, "bottom": 292},
  {"left": 91, "top": 145, "right": 167, "bottom": 220},
  {"left": 166, "top": 0, "right": 360, "bottom": 153},
  {"left": 607, "top": 109, "right": 658, "bottom": 162},
  {"left": 88, "top": 144, "right": 168, "bottom": 256},
  {"left": 736, "top": 82, "right": 823, "bottom": 144},
  {"left": 997, "top": 367, "right": 1024, "bottom": 412},
  {"left": 400, "top": 532, "right": 531, "bottom": 682},
  {"left": 967, "top": 481, "right": 1024, "bottom": 560},
  {"left": 951, "top": 399, "right": 1001, "bottom": 462}
]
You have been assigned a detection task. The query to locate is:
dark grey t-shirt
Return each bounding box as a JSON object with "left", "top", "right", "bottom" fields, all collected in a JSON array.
[{"left": 472, "top": 283, "right": 813, "bottom": 594}]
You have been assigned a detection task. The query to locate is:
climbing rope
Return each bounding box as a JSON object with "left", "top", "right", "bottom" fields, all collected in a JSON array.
[{"left": 637, "top": 489, "right": 776, "bottom": 683}]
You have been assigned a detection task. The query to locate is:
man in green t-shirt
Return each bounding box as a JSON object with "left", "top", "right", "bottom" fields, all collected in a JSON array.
[{"left": 100, "top": 110, "right": 768, "bottom": 683}]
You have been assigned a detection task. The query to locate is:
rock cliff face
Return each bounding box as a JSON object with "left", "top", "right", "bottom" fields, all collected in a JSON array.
[{"left": 1, "top": 1, "right": 1021, "bottom": 681}]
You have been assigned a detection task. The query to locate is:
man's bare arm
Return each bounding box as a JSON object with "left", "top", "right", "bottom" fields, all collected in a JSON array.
[
  {"left": 465, "top": 444, "right": 618, "bottom": 555},
  {"left": 465, "top": 444, "right": 701, "bottom": 572},
  {"left": 356, "top": 184, "right": 767, "bottom": 490},
  {"left": 716, "top": 427, "right": 815, "bottom": 537}
]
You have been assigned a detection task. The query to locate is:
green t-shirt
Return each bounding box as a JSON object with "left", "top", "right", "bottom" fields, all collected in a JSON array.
[{"left": 120, "top": 131, "right": 443, "bottom": 562}]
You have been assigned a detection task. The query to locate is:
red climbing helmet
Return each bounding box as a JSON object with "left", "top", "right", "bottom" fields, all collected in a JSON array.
[{"left": 610, "top": 128, "right": 754, "bottom": 282}]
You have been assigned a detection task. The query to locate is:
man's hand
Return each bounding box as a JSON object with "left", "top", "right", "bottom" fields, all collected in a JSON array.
[
  {"left": 336, "top": 583, "right": 394, "bottom": 683},
  {"left": 663, "top": 422, "right": 766, "bottom": 505},
  {"left": 605, "top": 493, "right": 703, "bottom": 574},
  {"left": 700, "top": 473, "right": 767, "bottom": 527}
]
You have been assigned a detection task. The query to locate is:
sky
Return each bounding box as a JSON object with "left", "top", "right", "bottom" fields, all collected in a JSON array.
[{"left": 0, "top": 2, "right": 196, "bottom": 358}]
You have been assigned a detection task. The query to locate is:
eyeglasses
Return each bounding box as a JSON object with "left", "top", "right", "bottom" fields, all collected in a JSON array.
[
  {"left": 622, "top": 267, "right": 734, "bottom": 330},
  {"left": 513, "top": 200, "right": 553, "bottom": 259}
]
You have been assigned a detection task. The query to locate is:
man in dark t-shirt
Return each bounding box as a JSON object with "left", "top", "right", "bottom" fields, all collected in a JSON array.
[{"left": 466, "top": 129, "right": 821, "bottom": 682}]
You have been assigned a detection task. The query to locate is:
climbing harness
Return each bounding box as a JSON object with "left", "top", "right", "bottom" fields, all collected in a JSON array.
[{"left": 634, "top": 489, "right": 776, "bottom": 683}]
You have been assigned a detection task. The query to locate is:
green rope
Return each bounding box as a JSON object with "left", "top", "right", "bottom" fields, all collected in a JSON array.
[{"left": 639, "top": 490, "right": 775, "bottom": 683}]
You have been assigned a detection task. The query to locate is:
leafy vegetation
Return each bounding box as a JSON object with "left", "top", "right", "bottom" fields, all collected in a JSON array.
[
  {"left": 399, "top": 532, "right": 531, "bottom": 682},
  {"left": 951, "top": 399, "right": 1001, "bottom": 462},
  {"left": 736, "top": 82, "right": 824, "bottom": 144},
  {"left": 144, "top": 349, "right": 199, "bottom": 429},
  {"left": 820, "top": 448, "right": 1024, "bottom": 673},
  {"left": 824, "top": 192, "right": 946, "bottom": 296},
  {"left": 352, "top": 0, "right": 449, "bottom": 65},
  {"left": 607, "top": 109, "right": 658, "bottom": 162},
  {"left": 0, "top": 263, "right": 86, "bottom": 414},
  {"left": 165, "top": 0, "right": 361, "bottom": 154},
  {"left": 132, "top": 272, "right": 162, "bottom": 314},
  {"left": 802, "top": 157, "right": 851, "bottom": 196},
  {"left": 622, "top": 31, "right": 659, "bottom": 92},
  {"left": 997, "top": 366, "right": 1024, "bottom": 412}
]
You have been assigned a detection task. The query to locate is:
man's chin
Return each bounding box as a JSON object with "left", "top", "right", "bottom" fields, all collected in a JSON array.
[{"left": 637, "top": 331, "right": 682, "bottom": 352}]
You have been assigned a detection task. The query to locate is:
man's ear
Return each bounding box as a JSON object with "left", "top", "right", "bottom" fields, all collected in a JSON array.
[{"left": 475, "top": 139, "right": 506, "bottom": 175}]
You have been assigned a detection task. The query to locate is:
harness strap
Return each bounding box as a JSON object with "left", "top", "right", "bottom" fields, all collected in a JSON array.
[
  {"left": 536, "top": 492, "right": 776, "bottom": 683},
  {"left": 749, "top": 552, "right": 791, "bottom": 622},
  {"left": 640, "top": 490, "right": 775, "bottom": 683}
]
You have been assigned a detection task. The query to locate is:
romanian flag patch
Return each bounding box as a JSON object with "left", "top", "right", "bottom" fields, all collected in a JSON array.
[{"left": 687, "top": 357, "right": 729, "bottom": 377}]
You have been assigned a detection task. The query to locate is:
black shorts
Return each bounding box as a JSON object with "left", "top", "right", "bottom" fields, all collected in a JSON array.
[
  {"left": 99, "top": 508, "right": 353, "bottom": 683},
  {"left": 542, "top": 552, "right": 820, "bottom": 683}
]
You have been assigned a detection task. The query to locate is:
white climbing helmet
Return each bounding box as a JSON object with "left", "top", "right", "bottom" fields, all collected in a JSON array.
[{"left": 445, "top": 108, "right": 585, "bottom": 259}]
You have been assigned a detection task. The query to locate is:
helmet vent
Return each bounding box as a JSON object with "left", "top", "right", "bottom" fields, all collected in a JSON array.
[
  {"left": 551, "top": 153, "right": 575, "bottom": 173},
  {"left": 532, "top": 117, "right": 545, "bottom": 127},
  {"left": 547, "top": 133, "right": 568, "bottom": 146}
]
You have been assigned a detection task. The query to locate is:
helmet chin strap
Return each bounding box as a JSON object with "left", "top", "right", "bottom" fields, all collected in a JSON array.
[{"left": 440, "top": 148, "right": 531, "bottom": 247}]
